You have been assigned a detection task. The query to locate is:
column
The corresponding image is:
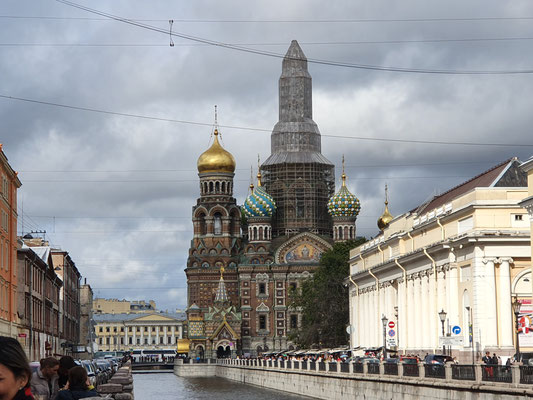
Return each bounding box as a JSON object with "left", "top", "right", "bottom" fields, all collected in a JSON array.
[
  {"left": 428, "top": 272, "right": 437, "bottom": 351},
  {"left": 124, "top": 327, "right": 128, "bottom": 349},
  {"left": 482, "top": 258, "right": 498, "bottom": 348},
  {"left": 156, "top": 326, "right": 160, "bottom": 345},
  {"left": 498, "top": 258, "right": 514, "bottom": 348},
  {"left": 397, "top": 278, "right": 405, "bottom": 353},
  {"left": 407, "top": 277, "right": 415, "bottom": 350},
  {"left": 421, "top": 275, "right": 430, "bottom": 349}
]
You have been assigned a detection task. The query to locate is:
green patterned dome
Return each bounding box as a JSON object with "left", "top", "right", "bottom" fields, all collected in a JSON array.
[
  {"left": 243, "top": 173, "right": 276, "bottom": 218},
  {"left": 328, "top": 173, "right": 361, "bottom": 217}
]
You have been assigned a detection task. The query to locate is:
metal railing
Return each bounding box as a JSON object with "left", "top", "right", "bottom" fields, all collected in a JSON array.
[
  {"left": 481, "top": 365, "right": 512, "bottom": 383},
  {"left": 451, "top": 364, "right": 475, "bottom": 381},
  {"left": 367, "top": 362, "right": 380, "bottom": 374},
  {"left": 424, "top": 364, "right": 445, "bottom": 379},
  {"left": 223, "top": 359, "right": 533, "bottom": 388},
  {"left": 384, "top": 362, "right": 398, "bottom": 376},
  {"left": 520, "top": 365, "right": 533, "bottom": 384}
]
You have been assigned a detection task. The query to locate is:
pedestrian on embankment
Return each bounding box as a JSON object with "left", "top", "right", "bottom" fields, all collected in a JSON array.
[
  {"left": 0, "top": 336, "right": 34, "bottom": 400},
  {"left": 57, "top": 357, "right": 76, "bottom": 390},
  {"left": 55, "top": 366, "right": 99, "bottom": 400},
  {"left": 31, "top": 357, "right": 59, "bottom": 400}
]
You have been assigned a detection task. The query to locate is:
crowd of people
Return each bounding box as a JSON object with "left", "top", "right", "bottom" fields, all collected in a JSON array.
[{"left": 0, "top": 336, "right": 100, "bottom": 400}]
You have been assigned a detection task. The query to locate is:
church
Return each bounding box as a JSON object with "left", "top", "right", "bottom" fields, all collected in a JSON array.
[{"left": 184, "top": 41, "right": 361, "bottom": 358}]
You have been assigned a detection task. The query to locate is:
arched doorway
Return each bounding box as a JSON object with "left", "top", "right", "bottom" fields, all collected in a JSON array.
[{"left": 217, "top": 346, "right": 225, "bottom": 358}]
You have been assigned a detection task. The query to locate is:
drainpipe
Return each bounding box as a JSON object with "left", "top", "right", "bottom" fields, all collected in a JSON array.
[
  {"left": 394, "top": 259, "right": 407, "bottom": 354},
  {"left": 349, "top": 275, "right": 359, "bottom": 293},
  {"left": 377, "top": 244, "right": 385, "bottom": 263},
  {"left": 407, "top": 232, "right": 415, "bottom": 252},
  {"left": 436, "top": 218, "right": 445, "bottom": 241}
]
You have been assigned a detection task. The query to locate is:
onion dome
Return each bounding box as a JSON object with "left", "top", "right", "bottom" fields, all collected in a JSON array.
[
  {"left": 243, "top": 170, "right": 276, "bottom": 218},
  {"left": 197, "top": 129, "right": 236, "bottom": 174},
  {"left": 377, "top": 184, "right": 394, "bottom": 231},
  {"left": 327, "top": 170, "right": 361, "bottom": 218}
]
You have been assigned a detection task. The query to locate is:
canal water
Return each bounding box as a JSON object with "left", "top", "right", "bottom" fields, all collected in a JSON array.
[{"left": 133, "top": 371, "right": 312, "bottom": 399}]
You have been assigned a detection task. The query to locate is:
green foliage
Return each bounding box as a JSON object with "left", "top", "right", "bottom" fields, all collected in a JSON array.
[{"left": 288, "top": 237, "right": 367, "bottom": 349}]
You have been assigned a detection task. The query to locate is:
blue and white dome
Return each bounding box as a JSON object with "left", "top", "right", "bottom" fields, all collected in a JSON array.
[
  {"left": 328, "top": 173, "right": 361, "bottom": 218},
  {"left": 243, "top": 173, "right": 276, "bottom": 218}
]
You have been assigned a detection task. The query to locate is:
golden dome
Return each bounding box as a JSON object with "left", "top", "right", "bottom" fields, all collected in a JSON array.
[
  {"left": 377, "top": 185, "right": 393, "bottom": 231},
  {"left": 197, "top": 129, "right": 236, "bottom": 174}
]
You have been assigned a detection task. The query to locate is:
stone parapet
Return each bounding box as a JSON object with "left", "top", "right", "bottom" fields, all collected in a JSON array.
[{"left": 98, "top": 362, "right": 134, "bottom": 400}]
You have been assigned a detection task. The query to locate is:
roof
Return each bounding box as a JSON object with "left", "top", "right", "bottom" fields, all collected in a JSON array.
[
  {"left": 414, "top": 158, "right": 526, "bottom": 215},
  {"left": 93, "top": 312, "right": 186, "bottom": 322}
]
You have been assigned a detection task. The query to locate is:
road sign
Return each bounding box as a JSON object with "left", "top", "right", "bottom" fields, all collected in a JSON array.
[
  {"left": 388, "top": 321, "right": 395, "bottom": 329},
  {"left": 452, "top": 325, "right": 461, "bottom": 335},
  {"left": 18, "top": 333, "right": 27, "bottom": 338},
  {"left": 388, "top": 329, "right": 395, "bottom": 337},
  {"left": 387, "top": 338, "right": 396, "bottom": 347},
  {"left": 439, "top": 336, "right": 464, "bottom": 346}
]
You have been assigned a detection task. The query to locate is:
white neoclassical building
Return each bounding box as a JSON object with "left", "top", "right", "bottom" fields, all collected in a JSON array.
[{"left": 349, "top": 158, "right": 532, "bottom": 362}]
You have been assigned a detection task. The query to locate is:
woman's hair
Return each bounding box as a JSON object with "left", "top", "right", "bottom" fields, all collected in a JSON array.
[
  {"left": 0, "top": 336, "right": 31, "bottom": 388},
  {"left": 67, "top": 366, "right": 88, "bottom": 391},
  {"left": 58, "top": 356, "right": 76, "bottom": 376}
]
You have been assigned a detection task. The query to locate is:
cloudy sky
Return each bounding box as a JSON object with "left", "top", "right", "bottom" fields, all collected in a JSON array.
[{"left": 2, "top": 0, "right": 533, "bottom": 311}]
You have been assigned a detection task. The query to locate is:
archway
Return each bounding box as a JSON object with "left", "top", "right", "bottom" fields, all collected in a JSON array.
[{"left": 217, "top": 346, "right": 225, "bottom": 358}]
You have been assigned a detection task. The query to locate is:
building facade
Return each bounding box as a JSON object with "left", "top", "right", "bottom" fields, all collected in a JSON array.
[
  {"left": 185, "top": 41, "right": 361, "bottom": 358},
  {"left": 93, "top": 298, "right": 157, "bottom": 314},
  {"left": 51, "top": 249, "right": 81, "bottom": 350},
  {"left": 93, "top": 312, "right": 186, "bottom": 352},
  {"left": 16, "top": 245, "right": 62, "bottom": 360},
  {"left": 79, "top": 282, "right": 94, "bottom": 357},
  {"left": 348, "top": 159, "right": 531, "bottom": 361},
  {"left": 0, "top": 145, "right": 21, "bottom": 338}
]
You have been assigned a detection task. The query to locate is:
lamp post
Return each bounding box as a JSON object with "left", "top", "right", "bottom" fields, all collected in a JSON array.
[
  {"left": 438, "top": 309, "right": 447, "bottom": 355},
  {"left": 512, "top": 296, "right": 521, "bottom": 362},
  {"left": 381, "top": 315, "right": 388, "bottom": 360}
]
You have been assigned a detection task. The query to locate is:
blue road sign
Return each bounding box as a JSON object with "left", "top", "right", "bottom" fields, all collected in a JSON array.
[
  {"left": 388, "top": 329, "right": 395, "bottom": 337},
  {"left": 452, "top": 325, "right": 461, "bottom": 335}
]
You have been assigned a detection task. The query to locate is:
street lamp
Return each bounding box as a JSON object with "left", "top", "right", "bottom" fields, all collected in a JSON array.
[
  {"left": 381, "top": 315, "right": 388, "bottom": 360},
  {"left": 438, "top": 309, "right": 447, "bottom": 355},
  {"left": 512, "top": 296, "right": 521, "bottom": 362}
]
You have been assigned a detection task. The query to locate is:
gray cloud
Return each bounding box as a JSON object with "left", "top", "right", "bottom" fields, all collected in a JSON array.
[{"left": 2, "top": 0, "right": 533, "bottom": 310}]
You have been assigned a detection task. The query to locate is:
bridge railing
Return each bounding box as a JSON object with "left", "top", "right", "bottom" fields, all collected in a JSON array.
[{"left": 224, "top": 359, "right": 533, "bottom": 387}]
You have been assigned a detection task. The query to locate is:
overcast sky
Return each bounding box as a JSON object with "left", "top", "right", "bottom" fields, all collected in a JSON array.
[{"left": 2, "top": 0, "right": 533, "bottom": 311}]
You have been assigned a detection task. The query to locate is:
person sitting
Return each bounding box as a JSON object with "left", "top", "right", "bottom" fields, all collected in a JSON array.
[
  {"left": 0, "top": 336, "right": 34, "bottom": 400},
  {"left": 31, "top": 357, "right": 59, "bottom": 400},
  {"left": 55, "top": 366, "right": 99, "bottom": 400}
]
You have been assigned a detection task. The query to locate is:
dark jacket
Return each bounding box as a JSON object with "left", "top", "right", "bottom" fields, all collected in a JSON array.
[
  {"left": 13, "top": 388, "right": 35, "bottom": 400},
  {"left": 55, "top": 389, "right": 99, "bottom": 400}
]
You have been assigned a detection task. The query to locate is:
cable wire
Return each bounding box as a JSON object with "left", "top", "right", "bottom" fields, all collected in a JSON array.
[
  {"left": 2, "top": 94, "right": 532, "bottom": 147},
  {"left": 54, "top": 0, "right": 533, "bottom": 75}
]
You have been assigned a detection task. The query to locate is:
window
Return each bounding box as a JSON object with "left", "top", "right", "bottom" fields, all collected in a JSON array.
[
  {"left": 289, "top": 283, "right": 297, "bottom": 291},
  {"left": 259, "top": 315, "right": 266, "bottom": 330},
  {"left": 129, "top": 337, "right": 133, "bottom": 345},
  {"left": 99, "top": 327, "right": 103, "bottom": 332},
  {"left": 259, "top": 283, "right": 266, "bottom": 295},
  {"left": 160, "top": 337, "right": 164, "bottom": 344},
  {"left": 290, "top": 315, "right": 298, "bottom": 329},
  {"left": 106, "top": 327, "right": 110, "bottom": 332},
  {"left": 214, "top": 212, "right": 222, "bottom": 235}
]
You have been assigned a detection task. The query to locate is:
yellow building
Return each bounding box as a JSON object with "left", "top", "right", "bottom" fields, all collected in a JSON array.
[
  {"left": 348, "top": 158, "right": 531, "bottom": 361},
  {"left": 93, "top": 312, "right": 185, "bottom": 352}
]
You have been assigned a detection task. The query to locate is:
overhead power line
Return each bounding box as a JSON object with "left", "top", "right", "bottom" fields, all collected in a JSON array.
[
  {"left": 4, "top": 36, "right": 533, "bottom": 47},
  {"left": 2, "top": 94, "right": 532, "bottom": 148},
  {"left": 54, "top": 0, "right": 533, "bottom": 75},
  {"left": 3, "top": 15, "right": 533, "bottom": 23}
]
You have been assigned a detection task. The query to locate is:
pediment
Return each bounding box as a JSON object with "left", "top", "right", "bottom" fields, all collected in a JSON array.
[
  {"left": 274, "top": 232, "right": 332, "bottom": 264},
  {"left": 130, "top": 313, "right": 177, "bottom": 322},
  {"left": 256, "top": 302, "right": 269, "bottom": 312}
]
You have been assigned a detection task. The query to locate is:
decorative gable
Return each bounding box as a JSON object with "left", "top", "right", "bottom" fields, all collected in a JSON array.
[
  {"left": 256, "top": 302, "right": 269, "bottom": 312},
  {"left": 274, "top": 232, "right": 332, "bottom": 264}
]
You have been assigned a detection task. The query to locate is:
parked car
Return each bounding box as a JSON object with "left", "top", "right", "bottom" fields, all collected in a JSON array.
[
  {"left": 80, "top": 360, "right": 97, "bottom": 387},
  {"left": 424, "top": 354, "right": 453, "bottom": 364},
  {"left": 400, "top": 356, "right": 420, "bottom": 364}
]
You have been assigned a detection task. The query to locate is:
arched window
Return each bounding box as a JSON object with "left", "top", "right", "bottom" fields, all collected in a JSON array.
[
  {"left": 259, "top": 226, "right": 263, "bottom": 240},
  {"left": 214, "top": 212, "right": 222, "bottom": 235},
  {"left": 253, "top": 226, "right": 258, "bottom": 241},
  {"left": 197, "top": 213, "right": 206, "bottom": 235},
  {"left": 338, "top": 226, "right": 343, "bottom": 240},
  {"left": 209, "top": 182, "right": 214, "bottom": 193},
  {"left": 221, "top": 181, "right": 226, "bottom": 193},
  {"left": 215, "top": 181, "right": 220, "bottom": 193}
]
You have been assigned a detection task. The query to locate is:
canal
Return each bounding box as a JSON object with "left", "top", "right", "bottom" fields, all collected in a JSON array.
[{"left": 133, "top": 371, "right": 312, "bottom": 399}]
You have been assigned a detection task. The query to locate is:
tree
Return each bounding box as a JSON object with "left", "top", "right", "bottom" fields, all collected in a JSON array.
[{"left": 288, "top": 237, "right": 367, "bottom": 349}]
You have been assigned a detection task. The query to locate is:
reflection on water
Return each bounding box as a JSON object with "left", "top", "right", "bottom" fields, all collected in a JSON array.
[{"left": 133, "top": 371, "right": 311, "bottom": 400}]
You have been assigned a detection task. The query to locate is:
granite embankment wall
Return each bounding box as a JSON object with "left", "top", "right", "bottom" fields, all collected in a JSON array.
[
  {"left": 97, "top": 362, "right": 134, "bottom": 400},
  {"left": 174, "top": 359, "right": 217, "bottom": 377},
  {"left": 174, "top": 360, "right": 533, "bottom": 400}
]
